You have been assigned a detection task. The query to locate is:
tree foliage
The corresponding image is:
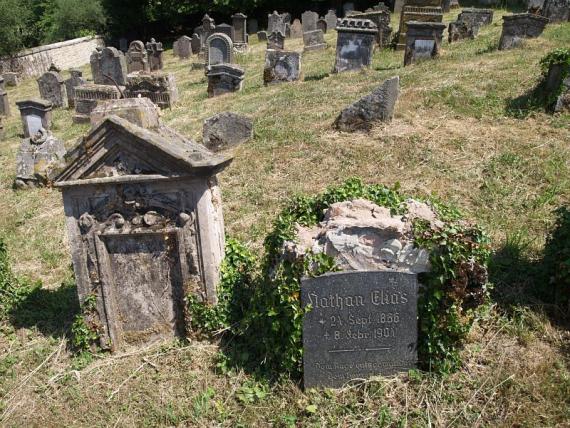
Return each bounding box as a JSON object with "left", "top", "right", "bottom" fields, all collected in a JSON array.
[
  {"left": 0, "top": 0, "right": 34, "bottom": 56},
  {"left": 40, "top": 0, "right": 107, "bottom": 43}
]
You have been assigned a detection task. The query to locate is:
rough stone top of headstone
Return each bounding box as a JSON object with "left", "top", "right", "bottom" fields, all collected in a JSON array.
[
  {"left": 90, "top": 97, "right": 161, "bottom": 129},
  {"left": 54, "top": 115, "right": 233, "bottom": 186},
  {"left": 461, "top": 7, "right": 494, "bottom": 13},
  {"left": 16, "top": 98, "right": 53, "bottom": 110},
  {"left": 232, "top": 12, "right": 247, "bottom": 18},
  {"left": 406, "top": 20, "right": 448, "bottom": 30},
  {"left": 502, "top": 12, "right": 550, "bottom": 23},
  {"left": 207, "top": 63, "right": 245, "bottom": 77},
  {"left": 38, "top": 70, "right": 65, "bottom": 83},
  {"left": 336, "top": 17, "right": 379, "bottom": 33}
]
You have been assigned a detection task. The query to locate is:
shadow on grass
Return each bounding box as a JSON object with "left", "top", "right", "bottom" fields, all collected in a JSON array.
[
  {"left": 304, "top": 72, "right": 330, "bottom": 82},
  {"left": 9, "top": 279, "right": 79, "bottom": 339},
  {"left": 505, "top": 80, "right": 552, "bottom": 119}
]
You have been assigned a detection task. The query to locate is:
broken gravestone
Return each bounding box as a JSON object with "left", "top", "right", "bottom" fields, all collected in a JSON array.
[
  {"left": 267, "top": 31, "right": 285, "bottom": 50},
  {"left": 334, "top": 76, "right": 400, "bottom": 132},
  {"left": 90, "top": 97, "right": 161, "bottom": 129},
  {"left": 264, "top": 50, "right": 302, "bottom": 85},
  {"left": 206, "top": 64, "right": 245, "bottom": 97},
  {"left": 203, "top": 112, "right": 253, "bottom": 152}
]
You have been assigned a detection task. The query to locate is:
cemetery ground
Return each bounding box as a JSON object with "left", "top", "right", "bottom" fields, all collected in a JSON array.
[{"left": 1, "top": 9, "right": 570, "bottom": 427}]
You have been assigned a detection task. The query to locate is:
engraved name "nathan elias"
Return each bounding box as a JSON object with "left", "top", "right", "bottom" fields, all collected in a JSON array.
[{"left": 307, "top": 290, "right": 409, "bottom": 310}]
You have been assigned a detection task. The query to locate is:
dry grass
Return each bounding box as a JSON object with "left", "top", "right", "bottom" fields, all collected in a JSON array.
[{"left": 0, "top": 8, "right": 569, "bottom": 427}]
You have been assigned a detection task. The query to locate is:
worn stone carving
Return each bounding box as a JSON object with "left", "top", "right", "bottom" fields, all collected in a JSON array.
[
  {"left": 16, "top": 98, "right": 53, "bottom": 137},
  {"left": 334, "top": 76, "right": 399, "bottom": 132},
  {"left": 73, "top": 84, "right": 123, "bottom": 124},
  {"left": 14, "top": 128, "right": 66, "bottom": 189},
  {"left": 0, "top": 78, "right": 9, "bottom": 117},
  {"left": 541, "top": 0, "right": 570, "bottom": 23},
  {"left": 396, "top": 0, "right": 443, "bottom": 50},
  {"left": 146, "top": 38, "right": 164, "bottom": 71},
  {"left": 91, "top": 47, "right": 128, "bottom": 86},
  {"left": 303, "top": 30, "right": 327, "bottom": 51},
  {"left": 268, "top": 11, "right": 287, "bottom": 35},
  {"left": 498, "top": 13, "right": 549, "bottom": 50},
  {"left": 90, "top": 97, "right": 161, "bottom": 129},
  {"left": 203, "top": 112, "right": 253, "bottom": 152},
  {"left": 206, "top": 64, "right": 245, "bottom": 97},
  {"left": 404, "top": 21, "right": 446, "bottom": 66},
  {"left": 448, "top": 20, "right": 478, "bottom": 42},
  {"left": 205, "top": 33, "right": 234, "bottom": 69},
  {"left": 64, "top": 69, "right": 86, "bottom": 108},
  {"left": 349, "top": 5, "right": 393, "bottom": 48},
  {"left": 267, "top": 31, "right": 285, "bottom": 50},
  {"left": 127, "top": 41, "right": 150, "bottom": 73},
  {"left": 54, "top": 114, "right": 233, "bottom": 351},
  {"left": 124, "top": 72, "right": 179, "bottom": 109},
  {"left": 263, "top": 50, "right": 301, "bottom": 85},
  {"left": 334, "top": 18, "right": 378, "bottom": 73},
  {"left": 302, "top": 10, "right": 319, "bottom": 32},
  {"left": 37, "top": 71, "right": 68, "bottom": 109},
  {"left": 177, "top": 36, "right": 192, "bottom": 59}
]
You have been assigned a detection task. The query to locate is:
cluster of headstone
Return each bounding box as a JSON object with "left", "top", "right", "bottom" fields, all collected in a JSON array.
[
  {"left": 347, "top": 4, "right": 392, "bottom": 48},
  {"left": 193, "top": 13, "right": 249, "bottom": 58},
  {"left": 498, "top": 13, "right": 550, "bottom": 50},
  {"left": 396, "top": 0, "right": 444, "bottom": 51},
  {"left": 448, "top": 8, "right": 494, "bottom": 42},
  {"left": 528, "top": 0, "right": 570, "bottom": 23}
]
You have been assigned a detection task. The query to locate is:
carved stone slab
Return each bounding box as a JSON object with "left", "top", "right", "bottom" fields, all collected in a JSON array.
[{"left": 302, "top": 271, "right": 418, "bottom": 388}]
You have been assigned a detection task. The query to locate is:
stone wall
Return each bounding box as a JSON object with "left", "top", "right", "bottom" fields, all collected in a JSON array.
[{"left": 0, "top": 36, "right": 105, "bottom": 79}]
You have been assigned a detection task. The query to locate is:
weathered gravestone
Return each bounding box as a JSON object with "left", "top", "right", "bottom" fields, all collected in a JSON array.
[
  {"left": 334, "top": 76, "right": 400, "bottom": 132},
  {"left": 458, "top": 8, "right": 494, "bottom": 27},
  {"left": 215, "top": 23, "right": 236, "bottom": 42},
  {"left": 542, "top": 0, "right": 570, "bottom": 23},
  {"left": 203, "top": 112, "right": 253, "bottom": 152},
  {"left": 325, "top": 10, "right": 339, "bottom": 29},
  {"left": 90, "top": 97, "right": 160, "bottom": 129},
  {"left": 334, "top": 18, "right": 378, "bottom": 73},
  {"left": 404, "top": 21, "right": 446, "bottom": 66},
  {"left": 263, "top": 50, "right": 302, "bottom": 85},
  {"left": 191, "top": 34, "right": 202, "bottom": 55},
  {"left": 0, "top": 78, "right": 10, "bottom": 117},
  {"left": 396, "top": 0, "right": 444, "bottom": 50},
  {"left": 64, "top": 69, "right": 86, "bottom": 108},
  {"left": 257, "top": 31, "right": 268, "bottom": 41},
  {"left": 146, "top": 38, "right": 164, "bottom": 71},
  {"left": 267, "top": 31, "right": 286, "bottom": 50},
  {"left": 303, "top": 30, "right": 327, "bottom": 52},
  {"left": 290, "top": 19, "right": 303, "bottom": 38},
  {"left": 268, "top": 11, "right": 287, "bottom": 35},
  {"left": 173, "top": 40, "right": 180, "bottom": 57},
  {"left": 349, "top": 5, "right": 393, "bottom": 48},
  {"left": 545, "top": 61, "right": 570, "bottom": 112},
  {"left": 16, "top": 99, "right": 52, "bottom": 137},
  {"left": 176, "top": 36, "right": 192, "bottom": 59},
  {"left": 232, "top": 13, "right": 248, "bottom": 48},
  {"left": 302, "top": 11, "right": 319, "bottom": 32},
  {"left": 3, "top": 72, "right": 20, "bottom": 87},
  {"left": 206, "top": 64, "right": 245, "bottom": 97},
  {"left": 302, "top": 271, "right": 418, "bottom": 388},
  {"left": 73, "top": 84, "right": 122, "bottom": 124},
  {"left": 248, "top": 18, "right": 258, "bottom": 34},
  {"left": 448, "top": 20, "right": 478, "bottom": 42},
  {"left": 498, "top": 13, "right": 549, "bottom": 50},
  {"left": 317, "top": 19, "right": 328, "bottom": 33},
  {"left": 343, "top": 2, "right": 356, "bottom": 16},
  {"left": 91, "top": 47, "right": 128, "bottom": 86},
  {"left": 124, "top": 72, "right": 179, "bottom": 109},
  {"left": 206, "top": 33, "right": 234, "bottom": 69},
  {"left": 119, "top": 38, "right": 128, "bottom": 52},
  {"left": 54, "top": 114, "right": 233, "bottom": 351},
  {"left": 14, "top": 128, "right": 66, "bottom": 189},
  {"left": 37, "top": 71, "right": 68, "bottom": 109}
]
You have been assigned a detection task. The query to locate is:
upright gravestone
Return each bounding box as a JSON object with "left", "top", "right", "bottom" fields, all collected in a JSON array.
[
  {"left": 290, "top": 19, "right": 303, "bottom": 38},
  {"left": 232, "top": 13, "right": 248, "bottom": 48},
  {"left": 64, "top": 69, "right": 86, "bottom": 108},
  {"left": 173, "top": 40, "right": 180, "bottom": 57},
  {"left": 268, "top": 11, "right": 286, "bottom": 35},
  {"left": 302, "top": 271, "right": 418, "bottom": 388},
  {"left": 542, "top": 0, "right": 570, "bottom": 23},
  {"left": 267, "top": 31, "right": 286, "bottom": 50},
  {"left": 92, "top": 47, "right": 128, "bottom": 86},
  {"left": 264, "top": 50, "right": 302, "bottom": 85},
  {"left": 127, "top": 41, "right": 150, "bottom": 73},
  {"left": 396, "top": 0, "right": 444, "bottom": 50},
  {"left": 302, "top": 11, "right": 319, "bottom": 32},
  {"left": 16, "top": 99, "right": 53, "bottom": 138},
  {"left": 177, "top": 36, "right": 193, "bottom": 59},
  {"left": 258, "top": 31, "right": 268, "bottom": 41},
  {"left": 191, "top": 34, "right": 202, "bottom": 55},
  {"left": 350, "top": 5, "right": 393, "bottom": 48},
  {"left": 206, "top": 64, "right": 245, "bottom": 97},
  {"left": 37, "top": 71, "right": 68, "bottom": 109},
  {"left": 0, "top": 78, "right": 10, "bottom": 117},
  {"left": 334, "top": 18, "right": 378, "bottom": 73},
  {"left": 54, "top": 114, "right": 232, "bottom": 351},
  {"left": 303, "top": 30, "right": 327, "bottom": 52},
  {"left": 404, "top": 21, "right": 447, "bottom": 66},
  {"left": 448, "top": 20, "right": 478, "bottom": 42},
  {"left": 325, "top": 10, "right": 338, "bottom": 29},
  {"left": 205, "top": 33, "right": 234, "bottom": 69},
  {"left": 146, "top": 38, "right": 164, "bottom": 71},
  {"left": 3, "top": 72, "right": 20, "bottom": 87},
  {"left": 201, "top": 14, "right": 216, "bottom": 46},
  {"left": 215, "top": 23, "right": 235, "bottom": 42},
  {"left": 317, "top": 19, "right": 328, "bottom": 33},
  {"left": 248, "top": 18, "right": 259, "bottom": 34},
  {"left": 498, "top": 13, "right": 549, "bottom": 50}
]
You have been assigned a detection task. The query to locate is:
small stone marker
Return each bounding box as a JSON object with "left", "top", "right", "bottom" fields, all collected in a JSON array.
[
  {"left": 302, "top": 10, "right": 319, "bottom": 32},
  {"left": 206, "top": 64, "right": 245, "bottom": 97},
  {"left": 303, "top": 30, "right": 327, "bottom": 52},
  {"left": 206, "top": 33, "right": 234, "bottom": 69},
  {"left": 448, "top": 20, "right": 478, "bottom": 43},
  {"left": 257, "top": 31, "right": 268, "bottom": 41},
  {"left": 334, "top": 18, "right": 378, "bottom": 73},
  {"left": 16, "top": 99, "right": 53, "bottom": 137},
  {"left": 203, "top": 112, "right": 253, "bottom": 152},
  {"left": 37, "top": 71, "right": 68, "bottom": 109},
  {"left": 191, "top": 34, "right": 202, "bottom": 55},
  {"left": 146, "top": 38, "right": 164, "bottom": 71},
  {"left": 3, "top": 72, "right": 20, "bottom": 87},
  {"left": 267, "top": 31, "right": 285, "bottom": 50},
  {"left": 302, "top": 271, "right": 418, "bottom": 389},
  {"left": 498, "top": 13, "right": 549, "bottom": 50},
  {"left": 263, "top": 50, "right": 302, "bottom": 85},
  {"left": 176, "top": 36, "right": 192, "bottom": 59},
  {"left": 325, "top": 10, "right": 338, "bottom": 29},
  {"left": 334, "top": 76, "right": 400, "bottom": 132},
  {"left": 0, "top": 78, "right": 10, "bottom": 117},
  {"left": 404, "top": 21, "right": 447, "bottom": 66},
  {"left": 290, "top": 19, "right": 303, "bottom": 38},
  {"left": 64, "top": 69, "right": 86, "bottom": 108},
  {"left": 317, "top": 18, "right": 328, "bottom": 33}
]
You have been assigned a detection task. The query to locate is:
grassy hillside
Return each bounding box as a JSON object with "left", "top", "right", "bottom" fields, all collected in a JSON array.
[{"left": 0, "top": 9, "right": 569, "bottom": 427}]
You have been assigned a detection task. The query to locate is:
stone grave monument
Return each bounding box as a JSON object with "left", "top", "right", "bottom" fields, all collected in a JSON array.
[
  {"left": 458, "top": 8, "right": 494, "bottom": 27},
  {"left": 54, "top": 113, "right": 233, "bottom": 351},
  {"left": 397, "top": 0, "right": 444, "bottom": 50},
  {"left": 16, "top": 99, "right": 53, "bottom": 137},
  {"left": 257, "top": 31, "right": 268, "bottom": 41},
  {"left": 268, "top": 11, "right": 287, "bottom": 35},
  {"left": 14, "top": 128, "right": 66, "bottom": 189},
  {"left": 232, "top": 13, "right": 248, "bottom": 50},
  {"left": 263, "top": 50, "right": 302, "bottom": 85},
  {"left": 127, "top": 41, "right": 150, "bottom": 73},
  {"left": 202, "top": 112, "right": 253, "bottom": 152},
  {"left": 302, "top": 11, "right": 319, "bottom": 32},
  {"left": 215, "top": 23, "right": 235, "bottom": 42},
  {"left": 146, "top": 38, "right": 164, "bottom": 71},
  {"left": 267, "top": 31, "right": 286, "bottom": 50},
  {"left": 74, "top": 85, "right": 123, "bottom": 124},
  {"left": 349, "top": 4, "right": 393, "bottom": 48},
  {"left": 176, "top": 36, "right": 192, "bottom": 59},
  {"left": 334, "top": 18, "right": 378, "bottom": 73},
  {"left": 37, "top": 71, "right": 68, "bottom": 109},
  {"left": 124, "top": 72, "right": 179, "bottom": 109},
  {"left": 3, "top": 72, "right": 20, "bottom": 87},
  {"left": 206, "top": 64, "right": 245, "bottom": 97},
  {"left": 541, "top": 0, "right": 570, "bottom": 23},
  {"left": 404, "top": 21, "right": 446, "bottom": 66},
  {"left": 498, "top": 13, "right": 550, "bottom": 50},
  {"left": 205, "top": 33, "right": 234, "bottom": 70},
  {"left": 303, "top": 30, "right": 327, "bottom": 52},
  {"left": 64, "top": 69, "right": 86, "bottom": 108},
  {"left": 191, "top": 34, "right": 202, "bottom": 55},
  {"left": 448, "top": 20, "right": 478, "bottom": 42},
  {"left": 290, "top": 19, "right": 303, "bottom": 38},
  {"left": 325, "top": 10, "right": 339, "bottom": 29},
  {"left": 90, "top": 97, "right": 160, "bottom": 129},
  {"left": 317, "top": 19, "right": 328, "bottom": 33},
  {"left": 0, "top": 78, "right": 10, "bottom": 117}
]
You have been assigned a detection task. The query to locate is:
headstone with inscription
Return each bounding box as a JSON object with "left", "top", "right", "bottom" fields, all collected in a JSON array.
[
  {"left": 302, "top": 271, "right": 418, "bottom": 388},
  {"left": 325, "top": 10, "right": 338, "bottom": 29},
  {"left": 205, "top": 33, "right": 234, "bottom": 69},
  {"left": 16, "top": 99, "right": 53, "bottom": 138},
  {"left": 498, "top": 13, "right": 549, "bottom": 50},
  {"left": 302, "top": 11, "right": 319, "bottom": 32},
  {"left": 146, "top": 38, "right": 164, "bottom": 71},
  {"left": 176, "top": 36, "right": 192, "bottom": 59},
  {"left": 268, "top": 11, "right": 286, "bottom": 35},
  {"left": 267, "top": 31, "right": 285, "bottom": 50},
  {"left": 191, "top": 34, "right": 202, "bottom": 55},
  {"left": 263, "top": 50, "right": 302, "bottom": 85},
  {"left": 404, "top": 21, "right": 446, "bottom": 66},
  {"left": 92, "top": 47, "right": 128, "bottom": 86},
  {"left": 232, "top": 13, "right": 248, "bottom": 48},
  {"left": 334, "top": 18, "right": 378, "bottom": 73},
  {"left": 37, "top": 71, "right": 68, "bottom": 109},
  {"left": 126, "top": 41, "right": 150, "bottom": 73}
]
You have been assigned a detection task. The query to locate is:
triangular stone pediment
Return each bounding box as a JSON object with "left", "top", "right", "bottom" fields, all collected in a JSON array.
[{"left": 54, "top": 116, "right": 231, "bottom": 186}]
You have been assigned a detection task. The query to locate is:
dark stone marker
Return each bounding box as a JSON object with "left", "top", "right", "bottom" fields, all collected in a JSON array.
[{"left": 302, "top": 271, "right": 418, "bottom": 389}]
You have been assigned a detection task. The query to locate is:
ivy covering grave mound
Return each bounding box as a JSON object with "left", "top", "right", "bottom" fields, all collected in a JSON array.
[
  {"left": 539, "top": 48, "right": 570, "bottom": 109},
  {"left": 191, "top": 178, "right": 491, "bottom": 379}
]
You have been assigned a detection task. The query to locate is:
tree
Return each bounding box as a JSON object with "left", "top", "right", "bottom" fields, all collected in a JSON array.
[
  {"left": 0, "top": 0, "right": 34, "bottom": 56},
  {"left": 40, "top": 0, "right": 107, "bottom": 43}
]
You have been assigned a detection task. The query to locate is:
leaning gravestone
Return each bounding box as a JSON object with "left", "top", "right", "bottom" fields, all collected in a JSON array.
[
  {"left": 0, "top": 78, "right": 10, "bottom": 117},
  {"left": 303, "top": 30, "right": 327, "bottom": 52},
  {"left": 203, "top": 112, "right": 253, "bottom": 152},
  {"left": 267, "top": 31, "right": 285, "bottom": 50},
  {"left": 498, "top": 13, "right": 549, "bottom": 50},
  {"left": 37, "top": 71, "right": 68, "bottom": 109},
  {"left": 302, "top": 11, "right": 319, "bottom": 32},
  {"left": 16, "top": 99, "right": 53, "bottom": 137},
  {"left": 64, "top": 69, "right": 86, "bottom": 108},
  {"left": 263, "top": 50, "right": 302, "bottom": 85},
  {"left": 176, "top": 36, "right": 192, "bottom": 59},
  {"left": 334, "top": 76, "right": 400, "bottom": 132},
  {"left": 205, "top": 33, "right": 234, "bottom": 69},
  {"left": 302, "top": 271, "right": 418, "bottom": 388},
  {"left": 334, "top": 18, "right": 378, "bottom": 73}
]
